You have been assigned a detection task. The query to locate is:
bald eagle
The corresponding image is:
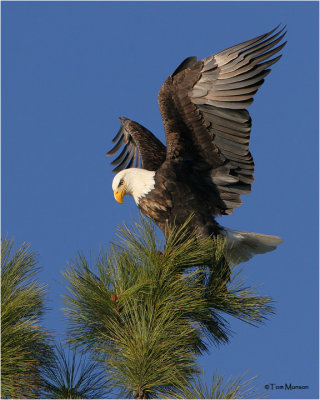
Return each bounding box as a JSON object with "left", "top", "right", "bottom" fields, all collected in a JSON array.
[{"left": 107, "top": 27, "right": 285, "bottom": 265}]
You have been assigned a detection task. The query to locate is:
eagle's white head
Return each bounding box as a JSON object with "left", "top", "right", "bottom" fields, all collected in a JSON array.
[{"left": 112, "top": 168, "right": 156, "bottom": 205}]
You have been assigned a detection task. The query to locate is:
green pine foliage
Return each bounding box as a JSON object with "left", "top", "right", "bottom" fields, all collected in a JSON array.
[
  {"left": 1, "top": 237, "right": 54, "bottom": 398},
  {"left": 166, "top": 371, "right": 267, "bottom": 399},
  {"left": 41, "top": 343, "right": 110, "bottom": 399},
  {"left": 63, "top": 216, "right": 273, "bottom": 398}
]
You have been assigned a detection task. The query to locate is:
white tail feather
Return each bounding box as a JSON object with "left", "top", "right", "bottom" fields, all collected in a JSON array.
[{"left": 223, "top": 228, "right": 283, "bottom": 265}]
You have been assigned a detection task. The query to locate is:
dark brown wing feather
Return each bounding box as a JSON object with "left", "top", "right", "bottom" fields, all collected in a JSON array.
[
  {"left": 158, "top": 26, "right": 286, "bottom": 214},
  {"left": 106, "top": 117, "right": 166, "bottom": 173}
]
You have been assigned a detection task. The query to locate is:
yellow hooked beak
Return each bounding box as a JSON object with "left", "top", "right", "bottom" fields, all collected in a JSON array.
[{"left": 114, "top": 185, "right": 126, "bottom": 204}]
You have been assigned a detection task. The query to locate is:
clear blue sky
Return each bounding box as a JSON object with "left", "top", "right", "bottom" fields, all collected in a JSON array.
[{"left": 2, "top": 1, "right": 319, "bottom": 398}]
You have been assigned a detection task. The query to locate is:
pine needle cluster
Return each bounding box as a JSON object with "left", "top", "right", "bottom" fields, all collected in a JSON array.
[
  {"left": 165, "top": 371, "right": 267, "bottom": 399},
  {"left": 63, "top": 216, "right": 273, "bottom": 398},
  {"left": 40, "top": 343, "right": 110, "bottom": 398},
  {"left": 1, "top": 237, "right": 53, "bottom": 398}
]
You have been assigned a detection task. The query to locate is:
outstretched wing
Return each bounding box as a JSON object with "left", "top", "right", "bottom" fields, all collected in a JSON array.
[
  {"left": 158, "top": 26, "right": 286, "bottom": 214},
  {"left": 106, "top": 117, "right": 166, "bottom": 173}
]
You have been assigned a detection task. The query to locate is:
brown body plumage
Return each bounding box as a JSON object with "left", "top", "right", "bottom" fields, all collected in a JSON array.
[{"left": 107, "top": 27, "right": 286, "bottom": 264}]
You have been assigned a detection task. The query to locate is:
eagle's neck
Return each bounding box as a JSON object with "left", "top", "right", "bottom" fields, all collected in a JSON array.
[{"left": 125, "top": 168, "right": 156, "bottom": 204}]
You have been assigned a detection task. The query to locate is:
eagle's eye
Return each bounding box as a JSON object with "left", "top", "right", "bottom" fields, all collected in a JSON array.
[{"left": 119, "top": 178, "right": 124, "bottom": 187}]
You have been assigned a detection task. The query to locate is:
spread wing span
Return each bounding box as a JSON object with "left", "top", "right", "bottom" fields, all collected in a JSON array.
[
  {"left": 106, "top": 117, "right": 166, "bottom": 173},
  {"left": 160, "top": 26, "right": 286, "bottom": 214},
  {"left": 107, "top": 26, "right": 286, "bottom": 215}
]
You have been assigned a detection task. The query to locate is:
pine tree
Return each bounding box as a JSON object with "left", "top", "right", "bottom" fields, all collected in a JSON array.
[
  {"left": 1, "top": 237, "right": 110, "bottom": 399},
  {"left": 40, "top": 343, "right": 110, "bottom": 398},
  {"left": 1, "top": 237, "right": 53, "bottom": 398},
  {"left": 63, "top": 216, "right": 273, "bottom": 398},
  {"left": 166, "top": 371, "right": 267, "bottom": 399}
]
